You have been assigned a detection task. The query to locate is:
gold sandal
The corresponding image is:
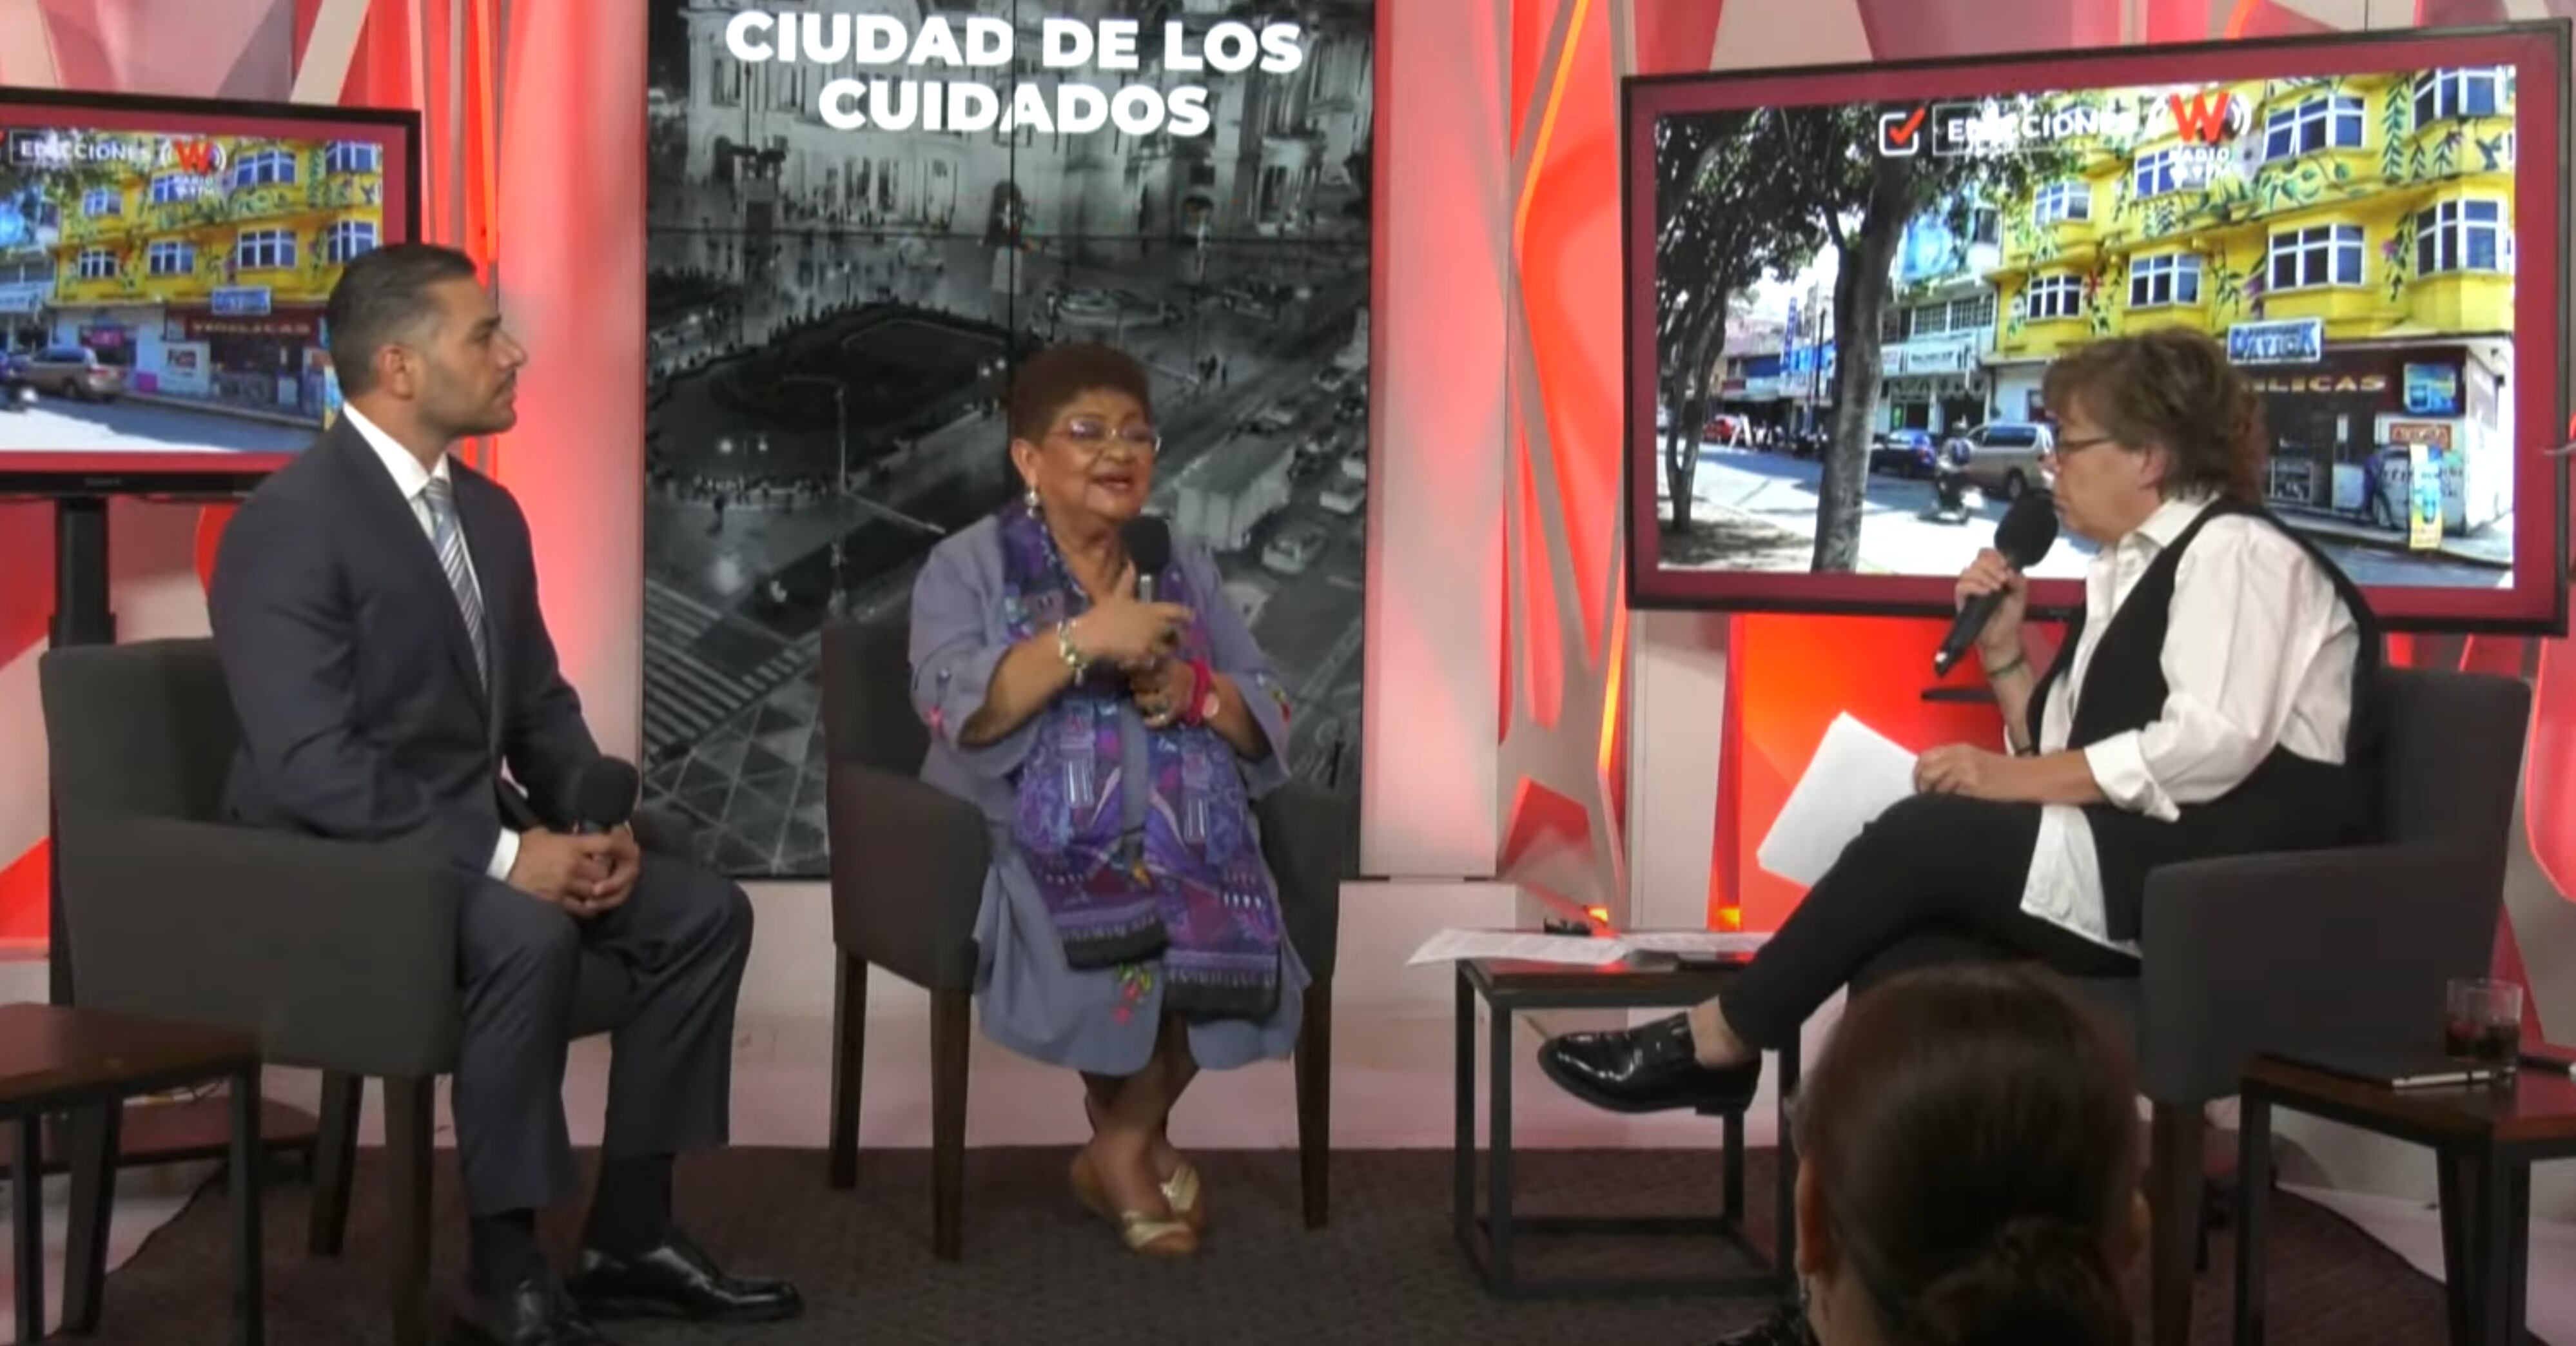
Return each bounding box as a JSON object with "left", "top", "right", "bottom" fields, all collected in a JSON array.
[
  {"left": 1162, "top": 1161, "right": 1207, "bottom": 1236},
  {"left": 1071, "top": 1151, "right": 1199, "bottom": 1257}
]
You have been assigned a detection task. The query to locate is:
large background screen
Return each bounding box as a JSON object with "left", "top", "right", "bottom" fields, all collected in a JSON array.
[
  {"left": 643, "top": 3, "right": 1377, "bottom": 877},
  {"left": 1623, "top": 24, "right": 2567, "bottom": 632},
  {"left": 0, "top": 92, "right": 418, "bottom": 483}
]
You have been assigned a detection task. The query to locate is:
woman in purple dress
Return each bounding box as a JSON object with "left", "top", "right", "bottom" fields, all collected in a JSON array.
[{"left": 908, "top": 344, "right": 1305, "bottom": 1258}]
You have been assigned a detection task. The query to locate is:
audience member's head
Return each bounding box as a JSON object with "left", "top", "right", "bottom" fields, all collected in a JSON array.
[{"left": 1792, "top": 963, "right": 2145, "bottom": 1346}]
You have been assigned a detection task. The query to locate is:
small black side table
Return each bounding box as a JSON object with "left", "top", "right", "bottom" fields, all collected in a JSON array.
[
  {"left": 1454, "top": 956, "right": 1801, "bottom": 1298},
  {"left": 2235, "top": 1054, "right": 2576, "bottom": 1346},
  {"left": 0, "top": 1003, "right": 264, "bottom": 1344}
]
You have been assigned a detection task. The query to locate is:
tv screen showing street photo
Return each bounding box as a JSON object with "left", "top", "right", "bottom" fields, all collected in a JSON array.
[
  {"left": 1623, "top": 23, "right": 2568, "bottom": 632},
  {"left": 0, "top": 91, "right": 418, "bottom": 484}
]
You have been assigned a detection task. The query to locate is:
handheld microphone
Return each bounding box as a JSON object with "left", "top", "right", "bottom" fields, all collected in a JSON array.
[
  {"left": 1121, "top": 514, "right": 1174, "bottom": 603},
  {"left": 1933, "top": 493, "right": 2058, "bottom": 678},
  {"left": 567, "top": 756, "right": 641, "bottom": 835}
]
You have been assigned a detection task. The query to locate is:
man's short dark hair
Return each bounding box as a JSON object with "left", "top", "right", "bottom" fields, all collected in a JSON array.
[{"left": 326, "top": 243, "right": 480, "bottom": 396}]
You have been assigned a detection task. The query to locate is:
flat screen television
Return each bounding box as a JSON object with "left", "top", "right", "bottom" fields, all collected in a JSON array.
[
  {"left": 0, "top": 89, "right": 420, "bottom": 497},
  {"left": 1622, "top": 23, "right": 2570, "bottom": 634}
]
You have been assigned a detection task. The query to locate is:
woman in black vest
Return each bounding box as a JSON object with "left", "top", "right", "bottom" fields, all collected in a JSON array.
[{"left": 1541, "top": 327, "right": 2379, "bottom": 1116}]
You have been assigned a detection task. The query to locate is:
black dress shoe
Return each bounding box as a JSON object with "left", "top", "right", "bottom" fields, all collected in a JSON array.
[
  {"left": 1537, "top": 1013, "right": 1762, "bottom": 1114},
  {"left": 448, "top": 1278, "right": 616, "bottom": 1346},
  {"left": 565, "top": 1230, "right": 803, "bottom": 1323}
]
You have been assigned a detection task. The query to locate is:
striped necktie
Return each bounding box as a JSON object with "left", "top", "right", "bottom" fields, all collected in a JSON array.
[{"left": 421, "top": 474, "right": 490, "bottom": 688}]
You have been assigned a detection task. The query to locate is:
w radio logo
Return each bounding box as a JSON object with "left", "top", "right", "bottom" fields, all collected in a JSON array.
[
  {"left": 2166, "top": 91, "right": 2248, "bottom": 146},
  {"left": 166, "top": 139, "right": 224, "bottom": 175}
]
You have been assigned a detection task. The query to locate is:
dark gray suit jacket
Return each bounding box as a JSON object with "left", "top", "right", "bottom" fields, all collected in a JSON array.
[{"left": 207, "top": 417, "right": 600, "bottom": 873}]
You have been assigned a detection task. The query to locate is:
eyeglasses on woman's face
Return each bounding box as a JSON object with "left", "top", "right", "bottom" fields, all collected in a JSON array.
[{"left": 1051, "top": 417, "right": 1161, "bottom": 456}]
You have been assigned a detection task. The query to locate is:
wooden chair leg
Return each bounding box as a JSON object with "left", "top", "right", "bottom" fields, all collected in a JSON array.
[
  {"left": 309, "top": 1071, "right": 364, "bottom": 1256},
  {"left": 384, "top": 1077, "right": 435, "bottom": 1346},
  {"left": 2147, "top": 1100, "right": 2205, "bottom": 1346},
  {"left": 61, "top": 1101, "right": 121, "bottom": 1334},
  {"left": 829, "top": 954, "right": 867, "bottom": 1189},
  {"left": 930, "top": 988, "right": 971, "bottom": 1262},
  {"left": 1295, "top": 980, "right": 1333, "bottom": 1229}
]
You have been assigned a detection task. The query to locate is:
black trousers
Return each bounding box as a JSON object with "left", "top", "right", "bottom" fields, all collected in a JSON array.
[
  {"left": 1720, "top": 793, "right": 2140, "bottom": 1050},
  {"left": 453, "top": 852, "right": 756, "bottom": 1216}
]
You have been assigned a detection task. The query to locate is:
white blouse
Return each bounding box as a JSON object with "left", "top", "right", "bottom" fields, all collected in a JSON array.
[{"left": 2022, "top": 496, "right": 2359, "bottom": 950}]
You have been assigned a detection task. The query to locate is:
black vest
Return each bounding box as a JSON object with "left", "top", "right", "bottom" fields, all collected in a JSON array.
[{"left": 2027, "top": 498, "right": 2383, "bottom": 942}]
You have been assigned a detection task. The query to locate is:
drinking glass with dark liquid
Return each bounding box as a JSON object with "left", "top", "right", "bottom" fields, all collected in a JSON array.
[{"left": 2444, "top": 977, "right": 2524, "bottom": 1080}]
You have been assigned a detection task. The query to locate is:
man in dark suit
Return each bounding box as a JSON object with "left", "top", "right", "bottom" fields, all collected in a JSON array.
[{"left": 209, "top": 244, "right": 801, "bottom": 1345}]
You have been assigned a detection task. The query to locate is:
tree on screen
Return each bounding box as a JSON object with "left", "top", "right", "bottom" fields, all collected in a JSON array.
[
  {"left": 1759, "top": 110, "right": 2073, "bottom": 571},
  {"left": 1652, "top": 111, "right": 1824, "bottom": 532}
]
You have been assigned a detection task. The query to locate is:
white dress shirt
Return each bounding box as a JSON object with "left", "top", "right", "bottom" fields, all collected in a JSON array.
[
  {"left": 2020, "top": 495, "right": 2359, "bottom": 951},
  {"left": 341, "top": 405, "right": 518, "bottom": 884}
]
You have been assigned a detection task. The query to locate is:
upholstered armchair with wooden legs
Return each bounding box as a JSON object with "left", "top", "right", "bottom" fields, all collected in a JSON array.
[
  {"left": 1852, "top": 666, "right": 2529, "bottom": 1346},
  {"left": 40, "top": 638, "right": 696, "bottom": 1346},
  {"left": 820, "top": 616, "right": 1349, "bottom": 1259}
]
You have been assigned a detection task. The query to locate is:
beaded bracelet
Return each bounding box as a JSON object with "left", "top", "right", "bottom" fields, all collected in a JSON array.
[{"left": 1055, "top": 619, "right": 1089, "bottom": 678}]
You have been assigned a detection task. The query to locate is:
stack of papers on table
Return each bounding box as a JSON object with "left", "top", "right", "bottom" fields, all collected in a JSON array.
[{"left": 1407, "top": 928, "right": 1768, "bottom": 966}]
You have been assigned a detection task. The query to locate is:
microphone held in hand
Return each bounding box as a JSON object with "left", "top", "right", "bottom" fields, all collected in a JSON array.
[
  {"left": 1120, "top": 514, "right": 1174, "bottom": 603},
  {"left": 568, "top": 756, "right": 641, "bottom": 835},
  {"left": 1933, "top": 492, "right": 2060, "bottom": 678}
]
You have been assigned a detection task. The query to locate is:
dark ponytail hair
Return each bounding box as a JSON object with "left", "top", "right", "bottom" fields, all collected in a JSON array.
[
  {"left": 1908, "top": 1214, "right": 2129, "bottom": 1346},
  {"left": 1793, "top": 964, "right": 2138, "bottom": 1346}
]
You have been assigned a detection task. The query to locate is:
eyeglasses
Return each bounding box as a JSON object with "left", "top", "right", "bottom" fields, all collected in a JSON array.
[
  {"left": 2046, "top": 433, "right": 2115, "bottom": 458},
  {"left": 1051, "top": 418, "right": 1161, "bottom": 455}
]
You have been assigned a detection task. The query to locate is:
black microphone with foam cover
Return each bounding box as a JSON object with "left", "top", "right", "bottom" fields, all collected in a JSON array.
[
  {"left": 1933, "top": 492, "right": 2059, "bottom": 678},
  {"left": 568, "top": 756, "right": 641, "bottom": 835},
  {"left": 1121, "top": 514, "right": 1174, "bottom": 603}
]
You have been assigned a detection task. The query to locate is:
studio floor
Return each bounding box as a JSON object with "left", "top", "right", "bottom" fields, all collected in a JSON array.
[{"left": 3, "top": 1008, "right": 2573, "bottom": 1343}]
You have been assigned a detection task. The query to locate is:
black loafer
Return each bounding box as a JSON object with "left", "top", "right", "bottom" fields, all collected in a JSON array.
[
  {"left": 448, "top": 1278, "right": 616, "bottom": 1346},
  {"left": 1537, "top": 1013, "right": 1763, "bottom": 1114},
  {"left": 565, "top": 1231, "right": 803, "bottom": 1323}
]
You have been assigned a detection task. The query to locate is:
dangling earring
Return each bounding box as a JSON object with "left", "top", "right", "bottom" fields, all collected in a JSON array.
[{"left": 1023, "top": 482, "right": 1040, "bottom": 514}]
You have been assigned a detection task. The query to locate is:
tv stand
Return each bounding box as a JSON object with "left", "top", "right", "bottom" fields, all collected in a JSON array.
[{"left": 15, "top": 494, "right": 318, "bottom": 1184}]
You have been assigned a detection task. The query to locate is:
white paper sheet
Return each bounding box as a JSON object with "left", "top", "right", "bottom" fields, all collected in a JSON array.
[
  {"left": 1755, "top": 712, "right": 1918, "bottom": 886},
  {"left": 1405, "top": 929, "right": 1630, "bottom": 966}
]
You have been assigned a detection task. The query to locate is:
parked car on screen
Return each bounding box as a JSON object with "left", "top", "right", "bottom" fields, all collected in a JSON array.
[
  {"left": 1320, "top": 480, "right": 1366, "bottom": 516},
  {"left": 1236, "top": 403, "right": 1298, "bottom": 436},
  {"left": 1869, "top": 427, "right": 1940, "bottom": 477},
  {"left": 1263, "top": 519, "right": 1331, "bottom": 575},
  {"left": 23, "top": 346, "right": 123, "bottom": 402},
  {"left": 1942, "top": 421, "right": 2054, "bottom": 501}
]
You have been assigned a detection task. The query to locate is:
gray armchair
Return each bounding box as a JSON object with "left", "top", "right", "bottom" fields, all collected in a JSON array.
[
  {"left": 39, "top": 638, "right": 675, "bottom": 1346},
  {"left": 820, "top": 616, "right": 1350, "bottom": 1259},
  {"left": 1853, "top": 666, "right": 2530, "bottom": 1346}
]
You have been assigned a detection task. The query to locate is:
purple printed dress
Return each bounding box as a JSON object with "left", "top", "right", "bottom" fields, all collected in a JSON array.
[{"left": 908, "top": 515, "right": 1309, "bottom": 1076}]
